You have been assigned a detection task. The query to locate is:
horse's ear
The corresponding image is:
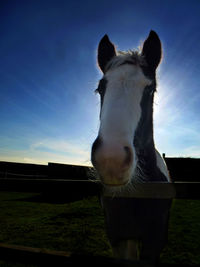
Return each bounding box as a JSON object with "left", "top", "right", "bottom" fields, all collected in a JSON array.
[
  {"left": 141, "top": 30, "right": 162, "bottom": 71},
  {"left": 98, "top": 34, "right": 116, "bottom": 73}
]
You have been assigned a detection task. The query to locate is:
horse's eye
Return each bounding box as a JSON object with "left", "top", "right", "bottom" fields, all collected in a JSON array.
[
  {"left": 95, "top": 86, "right": 105, "bottom": 95},
  {"left": 95, "top": 79, "right": 107, "bottom": 97}
]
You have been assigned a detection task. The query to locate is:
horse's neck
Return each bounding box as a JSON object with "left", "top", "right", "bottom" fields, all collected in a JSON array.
[
  {"left": 155, "top": 149, "right": 170, "bottom": 181},
  {"left": 136, "top": 147, "right": 168, "bottom": 182}
]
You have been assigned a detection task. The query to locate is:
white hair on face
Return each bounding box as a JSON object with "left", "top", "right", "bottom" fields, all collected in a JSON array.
[
  {"left": 100, "top": 63, "right": 152, "bottom": 143},
  {"left": 97, "top": 55, "right": 152, "bottom": 188}
]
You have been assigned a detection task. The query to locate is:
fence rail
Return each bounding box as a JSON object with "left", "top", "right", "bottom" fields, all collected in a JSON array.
[
  {"left": 0, "top": 178, "right": 200, "bottom": 199},
  {"left": 0, "top": 242, "right": 135, "bottom": 267},
  {"left": 0, "top": 243, "right": 196, "bottom": 267}
]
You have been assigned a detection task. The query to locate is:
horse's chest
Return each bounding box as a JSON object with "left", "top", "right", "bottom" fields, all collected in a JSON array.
[{"left": 102, "top": 197, "right": 172, "bottom": 250}]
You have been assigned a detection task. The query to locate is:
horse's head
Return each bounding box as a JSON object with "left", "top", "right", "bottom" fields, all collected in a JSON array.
[{"left": 91, "top": 31, "right": 162, "bottom": 187}]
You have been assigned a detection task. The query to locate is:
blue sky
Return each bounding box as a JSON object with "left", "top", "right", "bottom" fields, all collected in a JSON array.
[{"left": 0, "top": 0, "right": 200, "bottom": 165}]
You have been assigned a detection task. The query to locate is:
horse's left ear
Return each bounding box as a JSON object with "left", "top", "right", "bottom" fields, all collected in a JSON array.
[
  {"left": 141, "top": 30, "right": 162, "bottom": 71},
  {"left": 98, "top": 34, "right": 116, "bottom": 73}
]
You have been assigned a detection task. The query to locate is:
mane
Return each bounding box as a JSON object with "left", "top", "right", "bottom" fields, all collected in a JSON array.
[{"left": 105, "top": 50, "right": 147, "bottom": 72}]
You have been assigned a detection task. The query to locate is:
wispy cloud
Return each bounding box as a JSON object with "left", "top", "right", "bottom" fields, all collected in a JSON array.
[
  {"left": 30, "top": 138, "right": 91, "bottom": 162},
  {"left": 0, "top": 137, "right": 92, "bottom": 166}
]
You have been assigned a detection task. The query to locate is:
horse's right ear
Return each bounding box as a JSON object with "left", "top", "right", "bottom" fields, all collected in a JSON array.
[
  {"left": 141, "top": 30, "right": 162, "bottom": 72},
  {"left": 98, "top": 35, "right": 116, "bottom": 73}
]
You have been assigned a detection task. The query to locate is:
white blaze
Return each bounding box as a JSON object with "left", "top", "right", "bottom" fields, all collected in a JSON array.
[{"left": 99, "top": 64, "right": 152, "bottom": 148}]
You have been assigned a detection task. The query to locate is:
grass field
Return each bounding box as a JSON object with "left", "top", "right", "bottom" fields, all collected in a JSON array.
[{"left": 0, "top": 192, "right": 200, "bottom": 266}]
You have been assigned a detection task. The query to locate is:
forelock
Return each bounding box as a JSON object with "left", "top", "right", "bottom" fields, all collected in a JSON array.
[{"left": 104, "top": 50, "right": 147, "bottom": 72}]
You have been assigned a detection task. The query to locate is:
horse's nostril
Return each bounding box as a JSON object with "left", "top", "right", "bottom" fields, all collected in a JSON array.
[{"left": 124, "top": 146, "right": 133, "bottom": 166}]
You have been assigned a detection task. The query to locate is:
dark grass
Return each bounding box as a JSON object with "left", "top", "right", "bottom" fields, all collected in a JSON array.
[
  {"left": 161, "top": 199, "right": 200, "bottom": 265},
  {"left": 0, "top": 192, "right": 111, "bottom": 267},
  {"left": 0, "top": 192, "right": 200, "bottom": 266}
]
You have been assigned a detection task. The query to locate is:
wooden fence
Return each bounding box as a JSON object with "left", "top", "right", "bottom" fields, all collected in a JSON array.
[{"left": 1, "top": 178, "right": 200, "bottom": 199}]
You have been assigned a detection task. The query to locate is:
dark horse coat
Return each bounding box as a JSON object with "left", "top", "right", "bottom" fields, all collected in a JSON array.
[{"left": 102, "top": 196, "right": 172, "bottom": 260}]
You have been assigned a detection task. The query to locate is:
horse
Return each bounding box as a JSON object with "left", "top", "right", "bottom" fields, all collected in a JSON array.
[{"left": 91, "top": 31, "right": 173, "bottom": 264}]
